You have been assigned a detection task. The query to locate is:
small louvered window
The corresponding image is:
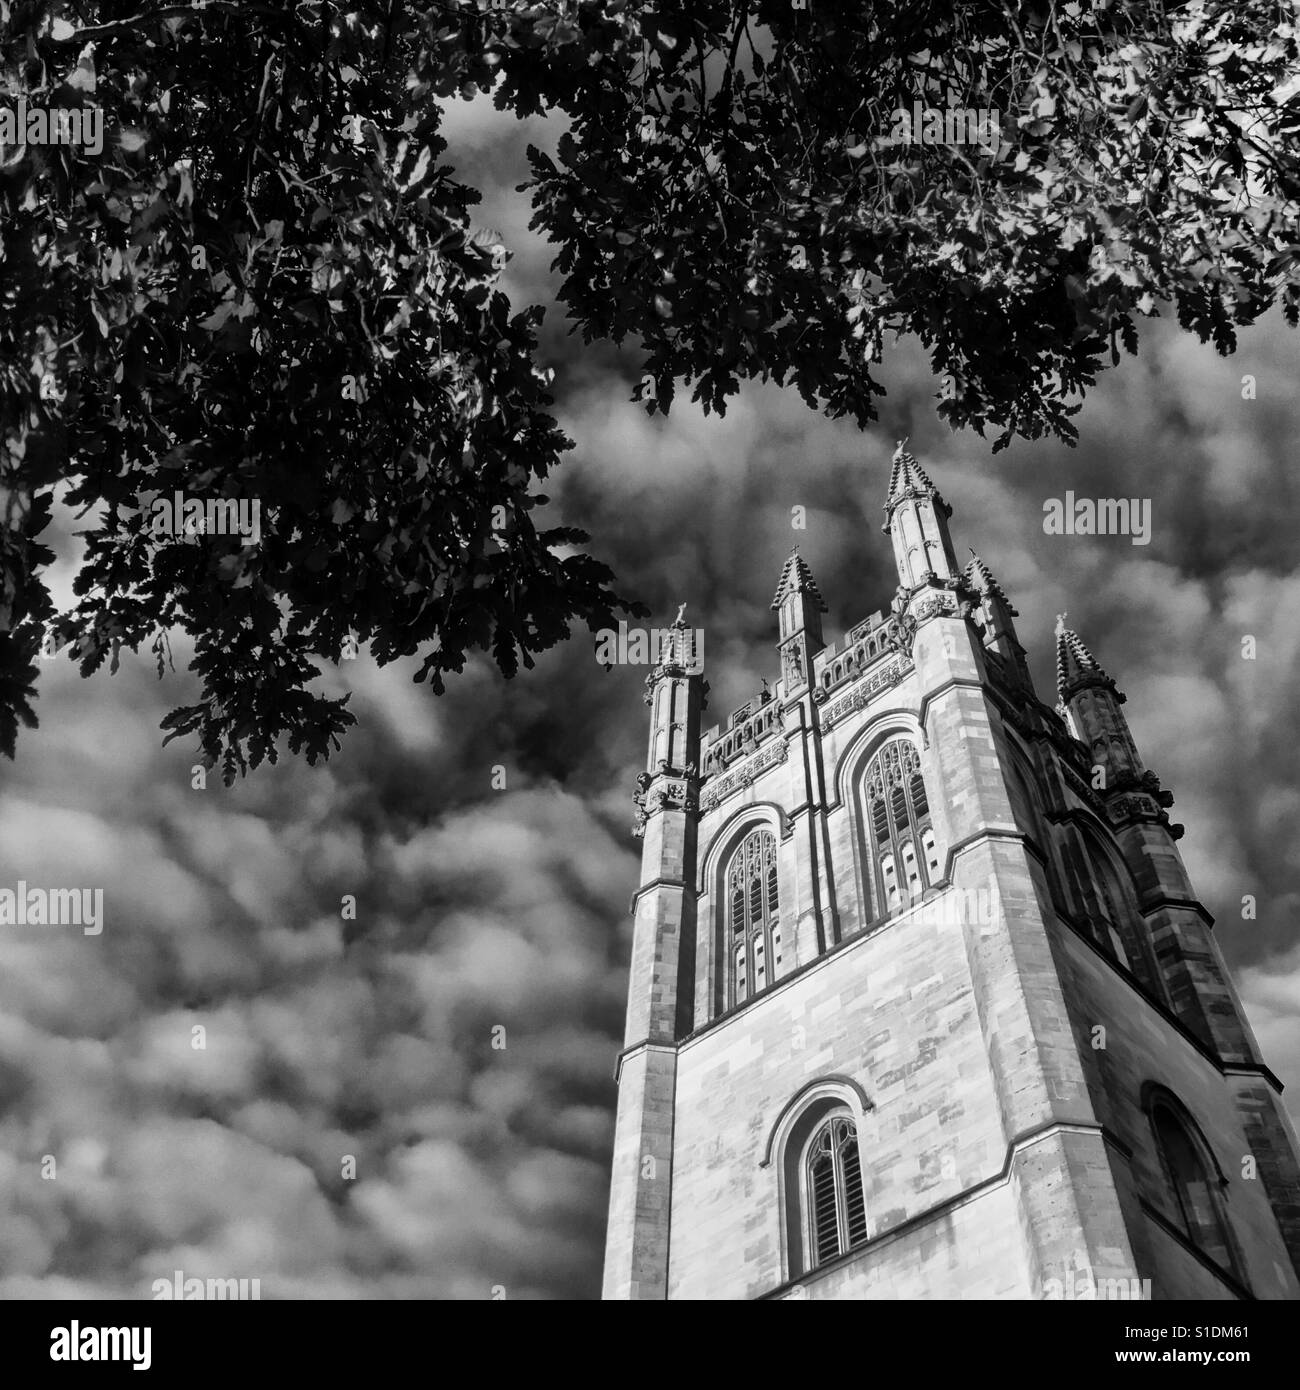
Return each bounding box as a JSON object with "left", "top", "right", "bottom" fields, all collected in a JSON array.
[{"left": 806, "top": 1114, "right": 868, "bottom": 1267}]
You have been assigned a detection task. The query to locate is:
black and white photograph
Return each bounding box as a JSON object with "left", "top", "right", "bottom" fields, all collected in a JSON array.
[{"left": 2, "top": 0, "right": 1300, "bottom": 1352}]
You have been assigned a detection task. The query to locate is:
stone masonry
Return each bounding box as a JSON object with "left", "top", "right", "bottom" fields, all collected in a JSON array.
[{"left": 604, "top": 442, "right": 1300, "bottom": 1301}]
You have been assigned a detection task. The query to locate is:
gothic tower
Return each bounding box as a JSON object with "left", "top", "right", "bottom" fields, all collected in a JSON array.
[{"left": 602, "top": 440, "right": 1300, "bottom": 1300}]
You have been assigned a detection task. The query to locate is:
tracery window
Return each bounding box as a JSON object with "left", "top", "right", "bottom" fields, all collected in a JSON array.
[
  {"left": 1062, "top": 829, "right": 1137, "bottom": 973},
  {"left": 1088, "top": 848, "right": 1132, "bottom": 968},
  {"left": 864, "top": 739, "right": 935, "bottom": 916},
  {"left": 728, "top": 829, "right": 781, "bottom": 1006}
]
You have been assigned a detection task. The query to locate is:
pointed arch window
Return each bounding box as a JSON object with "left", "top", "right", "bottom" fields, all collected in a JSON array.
[
  {"left": 864, "top": 739, "right": 935, "bottom": 918},
  {"left": 1090, "top": 849, "right": 1131, "bottom": 967},
  {"left": 727, "top": 829, "right": 781, "bottom": 1007},
  {"left": 1061, "top": 828, "right": 1143, "bottom": 978},
  {"left": 805, "top": 1113, "right": 868, "bottom": 1267},
  {"left": 1150, "top": 1098, "right": 1241, "bottom": 1280}
]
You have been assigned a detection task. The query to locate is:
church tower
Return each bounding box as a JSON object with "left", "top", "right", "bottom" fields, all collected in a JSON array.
[{"left": 602, "top": 440, "right": 1300, "bottom": 1300}]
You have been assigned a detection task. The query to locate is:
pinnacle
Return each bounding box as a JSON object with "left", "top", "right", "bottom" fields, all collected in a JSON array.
[
  {"left": 884, "top": 436, "right": 947, "bottom": 513},
  {"left": 1055, "top": 620, "right": 1111, "bottom": 699},
  {"left": 771, "top": 547, "right": 828, "bottom": 612},
  {"left": 964, "top": 550, "right": 1019, "bottom": 616}
]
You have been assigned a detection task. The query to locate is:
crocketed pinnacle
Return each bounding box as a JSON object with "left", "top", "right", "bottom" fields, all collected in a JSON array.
[
  {"left": 770, "top": 547, "right": 828, "bottom": 612},
  {"left": 650, "top": 601, "right": 701, "bottom": 673},
  {"left": 964, "top": 551, "right": 1019, "bottom": 616},
  {"left": 883, "top": 436, "right": 949, "bottom": 515},
  {"left": 1055, "top": 618, "right": 1115, "bottom": 701}
]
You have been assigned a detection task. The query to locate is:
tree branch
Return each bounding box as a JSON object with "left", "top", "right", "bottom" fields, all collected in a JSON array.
[{"left": 67, "top": 3, "right": 299, "bottom": 38}]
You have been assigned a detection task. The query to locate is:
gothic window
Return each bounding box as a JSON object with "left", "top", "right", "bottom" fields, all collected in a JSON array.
[
  {"left": 1007, "top": 759, "right": 1071, "bottom": 917},
  {"left": 1090, "top": 851, "right": 1130, "bottom": 967},
  {"left": 863, "top": 739, "right": 935, "bottom": 918},
  {"left": 1062, "top": 829, "right": 1139, "bottom": 975},
  {"left": 1150, "top": 1099, "right": 1240, "bottom": 1279},
  {"left": 805, "top": 1113, "right": 868, "bottom": 1267},
  {"left": 727, "top": 829, "right": 780, "bottom": 1007}
]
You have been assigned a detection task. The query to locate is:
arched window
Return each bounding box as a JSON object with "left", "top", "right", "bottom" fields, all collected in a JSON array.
[
  {"left": 863, "top": 738, "right": 935, "bottom": 918},
  {"left": 1061, "top": 827, "right": 1141, "bottom": 976},
  {"left": 1150, "top": 1098, "right": 1241, "bottom": 1279},
  {"left": 1090, "top": 850, "right": 1131, "bottom": 967},
  {"left": 727, "top": 829, "right": 781, "bottom": 1007},
  {"left": 804, "top": 1113, "right": 868, "bottom": 1267},
  {"left": 1005, "top": 756, "right": 1071, "bottom": 918}
]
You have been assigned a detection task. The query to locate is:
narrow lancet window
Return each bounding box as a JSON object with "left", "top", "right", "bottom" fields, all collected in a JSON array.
[{"left": 727, "top": 829, "right": 780, "bottom": 1006}]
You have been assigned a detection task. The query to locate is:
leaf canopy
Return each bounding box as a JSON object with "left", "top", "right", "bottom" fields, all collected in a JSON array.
[{"left": 3, "top": 0, "right": 1298, "bottom": 777}]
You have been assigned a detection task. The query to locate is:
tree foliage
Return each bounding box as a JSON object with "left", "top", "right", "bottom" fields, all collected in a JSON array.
[
  {"left": 1, "top": 0, "right": 648, "bottom": 779},
  {"left": 503, "top": 0, "right": 1300, "bottom": 441},
  {"left": 3, "top": 0, "right": 1298, "bottom": 777}
]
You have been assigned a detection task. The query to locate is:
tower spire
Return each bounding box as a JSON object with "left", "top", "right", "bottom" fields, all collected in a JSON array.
[
  {"left": 881, "top": 438, "right": 959, "bottom": 588},
  {"left": 965, "top": 550, "right": 1030, "bottom": 689},
  {"left": 614, "top": 599, "right": 706, "bottom": 1299},
  {"left": 1054, "top": 619, "right": 1115, "bottom": 705},
  {"left": 652, "top": 599, "right": 700, "bottom": 675},
  {"left": 1053, "top": 618, "right": 1146, "bottom": 790},
  {"left": 883, "top": 437, "right": 949, "bottom": 515},
  {"left": 771, "top": 547, "right": 826, "bottom": 695},
  {"left": 771, "top": 547, "right": 828, "bottom": 614},
  {"left": 965, "top": 551, "right": 1018, "bottom": 616}
]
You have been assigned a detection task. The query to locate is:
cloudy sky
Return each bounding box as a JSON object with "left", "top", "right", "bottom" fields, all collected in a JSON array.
[{"left": 2, "top": 93, "right": 1299, "bottom": 1301}]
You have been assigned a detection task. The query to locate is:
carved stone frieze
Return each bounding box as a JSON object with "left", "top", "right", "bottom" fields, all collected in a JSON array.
[
  {"left": 821, "top": 655, "right": 913, "bottom": 728},
  {"left": 699, "top": 738, "right": 789, "bottom": 814}
]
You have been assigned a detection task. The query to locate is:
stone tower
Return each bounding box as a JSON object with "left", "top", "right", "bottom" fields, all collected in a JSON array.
[{"left": 603, "top": 441, "right": 1300, "bottom": 1300}]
